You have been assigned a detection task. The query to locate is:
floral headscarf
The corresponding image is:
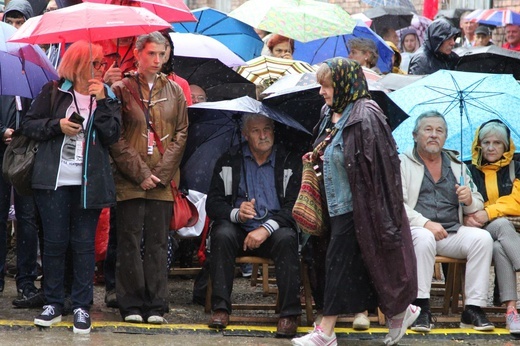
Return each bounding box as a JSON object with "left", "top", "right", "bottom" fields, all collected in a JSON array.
[{"left": 325, "top": 57, "right": 371, "bottom": 114}]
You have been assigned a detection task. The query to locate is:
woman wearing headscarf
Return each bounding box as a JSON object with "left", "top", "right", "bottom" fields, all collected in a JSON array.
[
  {"left": 292, "top": 57, "right": 418, "bottom": 346},
  {"left": 466, "top": 120, "right": 520, "bottom": 335}
]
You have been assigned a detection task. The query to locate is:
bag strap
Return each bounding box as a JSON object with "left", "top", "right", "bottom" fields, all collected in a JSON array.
[{"left": 311, "top": 126, "right": 338, "bottom": 161}]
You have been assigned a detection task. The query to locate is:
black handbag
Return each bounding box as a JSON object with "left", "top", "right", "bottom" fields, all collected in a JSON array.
[{"left": 2, "top": 133, "right": 38, "bottom": 196}]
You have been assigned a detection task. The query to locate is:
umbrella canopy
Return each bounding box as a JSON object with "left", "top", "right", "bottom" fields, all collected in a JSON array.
[
  {"left": 174, "top": 56, "right": 256, "bottom": 101},
  {"left": 181, "top": 96, "right": 310, "bottom": 193},
  {"left": 228, "top": 0, "right": 356, "bottom": 42},
  {"left": 361, "top": 0, "right": 416, "bottom": 12},
  {"left": 363, "top": 6, "right": 414, "bottom": 33},
  {"left": 236, "top": 56, "right": 316, "bottom": 87},
  {"left": 465, "top": 8, "right": 520, "bottom": 27},
  {"left": 293, "top": 20, "right": 393, "bottom": 73},
  {"left": 378, "top": 72, "right": 425, "bottom": 91},
  {"left": 85, "top": 0, "right": 197, "bottom": 23},
  {"left": 454, "top": 45, "right": 520, "bottom": 80},
  {"left": 390, "top": 70, "right": 520, "bottom": 161},
  {"left": 262, "top": 71, "right": 408, "bottom": 132},
  {"left": 0, "top": 22, "right": 58, "bottom": 98},
  {"left": 169, "top": 32, "right": 245, "bottom": 67},
  {"left": 8, "top": 2, "right": 171, "bottom": 44},
  {"left": 173, "top": 7, "right": 263, "bottom": 62},
  {"left": 435, "top": 8, "right": 474, "bottom": 28}
]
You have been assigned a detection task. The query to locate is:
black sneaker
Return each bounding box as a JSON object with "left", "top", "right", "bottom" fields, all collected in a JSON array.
[
  {"left": 73, "top": 308, "right": 91, "bottom": 334},
  {"left": 410, "top": 309, "right": 433, "bottom": 332},
  {"left": 12, "top": 285, "right": 45, "bottom": 308},
  {"left": 460, "top": 305, "right": 494, "bottom": 331},
  {"left": 34, "top": 305, "right": 62, "bottom": 327}
]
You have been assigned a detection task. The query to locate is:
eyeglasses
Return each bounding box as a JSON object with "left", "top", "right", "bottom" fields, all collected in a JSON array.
[
  {"left": 92, "top": 61, "right": 108, "bottom": 70},
  {"left": 191, "top": 95, "right": 207, "bottom": 102}
]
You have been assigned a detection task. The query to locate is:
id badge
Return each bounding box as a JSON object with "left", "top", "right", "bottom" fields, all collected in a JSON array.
[
  {"left": 147, "top": 129, "right": 154, "bottom": 155},
  {"left": 75, "top": 133, "right": 84, "bottom": 162}
]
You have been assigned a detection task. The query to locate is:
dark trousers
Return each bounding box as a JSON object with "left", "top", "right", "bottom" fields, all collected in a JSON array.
[
  {"left": 116, "top": 198, "right": 171, "bottom": 318},
  {"left": 34, "top": 186, "right": 100, "bottom": 310},
  {"left": 104, "top": 206, "right": 117, "bottom": 292},
  {"left": 322, "top": 212, "right": 377, "bottom": 316},
  {"left": 0, "top": 154, "right": 39, "bottom": 289},
  {"left": 209, "top": 219, "right": 301, "bottom": 317}
]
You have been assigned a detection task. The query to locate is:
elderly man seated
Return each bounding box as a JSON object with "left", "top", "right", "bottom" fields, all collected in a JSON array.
[{"left": 205, "top": 113, "right": 302, "bottom": 338}]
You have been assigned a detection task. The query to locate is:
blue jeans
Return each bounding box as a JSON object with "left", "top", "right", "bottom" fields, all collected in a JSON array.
[
  {"left": 34, "top": 186, "right": 101, "bottom": 310},
  {"left": 0, "top": 153, "right": 39, "bottom": 289}
]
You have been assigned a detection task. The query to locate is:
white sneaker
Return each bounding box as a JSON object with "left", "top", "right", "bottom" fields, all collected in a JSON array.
[
  {"left": 291, "top": 323, "right": 337, "bottom": 346},
  {"left": 384, "top": 304, "right": 420, "bottom": 346},
  {"left": 147, "top": 315, "right": 168, "bottom": 324},
  {"left": 124, "top": 314, "right": 143, "bottom": 323},
  {"left": 353, "top": 312, "right": 370, "bottom": 330}
]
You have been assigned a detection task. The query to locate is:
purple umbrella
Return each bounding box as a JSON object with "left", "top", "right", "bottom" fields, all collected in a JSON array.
[{"left": 0, "top": 22, "right": 58, "bottom": 99}]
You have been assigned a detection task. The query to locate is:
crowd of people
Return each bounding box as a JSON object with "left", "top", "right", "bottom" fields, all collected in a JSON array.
[{"left": 0, "top": 1, "right": 519, "bottom": 345}]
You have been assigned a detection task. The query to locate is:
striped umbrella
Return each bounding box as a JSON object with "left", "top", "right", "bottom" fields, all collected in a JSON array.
[
  {"left": 465, "top": 8, "right": 520, "bottom": 27},
  {"left": 361, "top": 0, "right": 416, "bottom": 12},
  {"left": 236, "top": 56, "right": 316, "bottom": 87}
]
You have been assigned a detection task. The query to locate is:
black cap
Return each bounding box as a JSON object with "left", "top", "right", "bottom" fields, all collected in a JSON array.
[{"left": 475, "top": 25, "right": 491, "bottom": 36}]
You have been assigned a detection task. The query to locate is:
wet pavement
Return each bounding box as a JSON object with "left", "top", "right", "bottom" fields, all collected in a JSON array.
[{"left": 1, "top": 273, "right": 520, "bottom": 345}]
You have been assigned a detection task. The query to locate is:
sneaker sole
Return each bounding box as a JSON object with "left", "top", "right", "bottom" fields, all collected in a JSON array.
[
  {"left": 291, "top": 337, "right": 337, "bottom": 346},
  {"left": 73, "top": 326, "right": 91, "bottom": 334},
  {"left": 124, "top": 315, "right": 143, "bottom": 323},
  {"left": 34, "top": 315, "right": 62, "bottom": 327},
  {"left": 384, "top": 306, "right": 421, "bottom": 346},
  {"left": 410, "top": 324, "right": 432, "bottom": 332},
  {"left": 460, "top": 322, "right": 494, "bottom": 331}
]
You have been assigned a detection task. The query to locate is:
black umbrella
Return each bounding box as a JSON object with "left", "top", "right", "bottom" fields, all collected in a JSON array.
[
  {"left": 454, "top": 45, "right": 520, "bottom": 80},
  {"left": 180, "top": 96, "right": 311, "bottom": 193},
  {"left": 363, "top": 6, "right": 414, "bottom": 34},
  {"left": 435, "top": 8, "right": 474, "bottom": 28},
  {"left": 175, "top": 56, "right": 256, "bottom": 101}
]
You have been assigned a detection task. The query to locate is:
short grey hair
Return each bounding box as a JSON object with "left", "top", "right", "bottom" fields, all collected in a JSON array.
[
  {"left": 135, "top": 31, "right": 166, "bottom": 51},
  {"left": 479, "top": 121, "right": 509, "bottom": 149},
  {"left": 347, "top": 38, "right": 379, "bottom": 68},
  {"left": 241, "top": 113, "right": 274, "bottom": 132},
  {"left": 412, "top": 111, "right": 448, "bottom": 137}
]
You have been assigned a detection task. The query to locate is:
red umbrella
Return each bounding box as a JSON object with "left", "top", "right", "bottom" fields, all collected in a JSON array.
[
  {"left": 86, "top": 0, "right": 197, "bottom": 23},
  {"left": 8, "top": 2, "right": 171, "bottom": 45}
]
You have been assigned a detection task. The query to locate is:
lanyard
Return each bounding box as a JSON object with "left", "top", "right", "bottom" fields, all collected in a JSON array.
[
  {"left": 135, "top": 73, "right": 156, "bottom": 128},
  {"left": 72, "top": 89, "right": 94, "bottom": 128}
]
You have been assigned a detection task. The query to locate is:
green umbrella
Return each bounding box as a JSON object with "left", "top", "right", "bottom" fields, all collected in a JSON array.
[{"left": 228, "top": 0, "right": 356, "bottom": 43}]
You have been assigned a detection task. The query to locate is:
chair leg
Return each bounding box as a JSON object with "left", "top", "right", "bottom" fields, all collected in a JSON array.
[
  {"left": 262, "top": 263, "right": 270, "bottom": 296},
  {"left": 251, "top": 263, "right": 259, "bottom": 287},
  {"left": 377, "top": 308, "right": 386, "bottom": 325},
  {"left": 301, "top": 262, "right": 314, "bottom": 326},
  {"left": 205, "top": 277, "right": 212, "bottom": 313}
]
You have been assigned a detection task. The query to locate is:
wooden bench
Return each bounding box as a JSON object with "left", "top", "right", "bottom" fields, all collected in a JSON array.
[{"left": 431, "top": 256, "right": 466, "bottom": 315}]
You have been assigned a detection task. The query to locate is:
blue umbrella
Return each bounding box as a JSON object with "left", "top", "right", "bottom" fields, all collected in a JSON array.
[
  {"left": 0, "top": 22, "right": 58, "bottom": 98},
  {"left": 293, "top": 20, "right": 393, "bottom": 73},
  {"left": 181, "top": 96, "right": 310, "bottom": 193},
  {"left": 173, "top": 7, "right": 264, "bottom": 62},
  {"left": 390, "top": 70, "right": 520, "bottom": 162},
  {"left": 361, "top": 0, "right": 416, "bottom": 12}
]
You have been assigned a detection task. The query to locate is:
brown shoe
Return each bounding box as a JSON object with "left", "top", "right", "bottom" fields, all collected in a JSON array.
[
  {"left": 276, "top": 315, "right": 298, "bottom": 338},
  {"left": 208, "top": 310, "right": 229, "bottom": 329}
]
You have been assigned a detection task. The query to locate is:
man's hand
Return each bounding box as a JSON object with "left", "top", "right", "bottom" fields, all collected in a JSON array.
[
  {"left": 238, "top": 198, "right": 257, "bottom": 222},
  {"left": 464, "top": 210, "right": 488, "bottom": 228},
  {"left": 3, "top": 128, "right": 14, "bottom": 144},
  {"left": 243, "top": 226, "right": 270, "bottom": 251},
  {"left": 140, "top": 174, "right": 160, "bottom": 190},
  {"left": 455, "top": 184, "right": 472, "bottom": 206},
  {"left": 103, "top": 62, "right": 123, "bottom": 85},
  {"left": 424, "top": 220, "right": 448, "bottom": 241}
]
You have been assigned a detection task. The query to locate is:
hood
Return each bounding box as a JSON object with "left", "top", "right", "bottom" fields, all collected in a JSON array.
[
  {"left": 471, "top": 119, "right": 515, "bottom": 170},
  {"left": 386, "top": 41, "right": 401, "bottom": 67},
  {"left": 423, "top": 19, "right": 460, "bottom": 55},
  {"left": 3, "top": 0, "right": 34, "bottom": 21},
  {"left": 399, "top": 28, "right": 419, "bottom": 51}
]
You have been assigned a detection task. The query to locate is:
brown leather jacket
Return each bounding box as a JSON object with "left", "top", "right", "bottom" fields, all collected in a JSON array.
[{"left": 110, "top": 72, "right": 188, "bottom": 202}]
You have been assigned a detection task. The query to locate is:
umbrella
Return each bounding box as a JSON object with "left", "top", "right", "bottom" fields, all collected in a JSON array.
[
  {"left": 378, "top": 73, "right": 425, "bottom": 91},
  {"left": 361, "top": 0, "right": 416, "bottom": 12},
  {"left": 390, "top": 70, "right": 520, "bottom": 161},
  {"left": 8, "top": 2, "right": 171, "bottom": 44},
  {"left": 0, "top": 22, "right": 58, "bottom": 98},
  {"left": 180, "top": 96, "right": 311, "bottom": 193},
  {"left": 261, "top": 71, "right": 409, "bottom": 132},
  {"left": 85, "top": 0, "right": 197, "bottom": 23},
  {"left": 454, "top": 45, "right": 520, "bottom": 80},
  {"left": 293, "top": 20, "right": 394, "bottom": 73},
  {"left": 169, "top": 32, "right": 245, "bottom": 67},
  {"left": 173, "top": 7, "right": 263, "bottom": 62},
  {"left": 228, "top": 0, "right": 356, "bottom": 43},
  {"left": 396, "top": 14, "right": 432, "bottom": 47},
  {"left": 236, "top": 56, "right": 316, "bottom": 87},
  {"left": 174, "top": 56, "right": 256, "bottom": 101},
  {"left": 363, "top": 6, "right": 414, "bottom": 33},
  {"left": 435, "top": 8, "right": 474, "bottom": 28},
  {"left": 465, "top": 8, "right": 520, "bottom": 27}
]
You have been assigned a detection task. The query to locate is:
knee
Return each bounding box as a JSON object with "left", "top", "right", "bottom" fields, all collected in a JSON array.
[
  {"left": 210, "top": 220, "right": 238, "bottom": 245},
  {"left": 472, "top": 229, "right": 493, "bottom": 250},
  {"left": 412, "top": 228, "right": 436, "bottom": 254},
  {"left": 490, "top": 218, "right": 516, "bottom": 237},
  {"left": 271, "top": 227, "right": 297, "bottom": 245}
]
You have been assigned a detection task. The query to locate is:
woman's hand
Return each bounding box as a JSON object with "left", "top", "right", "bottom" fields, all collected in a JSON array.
[
  {"left": 60, "top": 118, "right": 82, "bottom": 136},
  {"left": 140, "top": 174, "right": 161, "bottom": 191},
  {"left": 88, "top": 78, "right": 106, "bottom": 100}
]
